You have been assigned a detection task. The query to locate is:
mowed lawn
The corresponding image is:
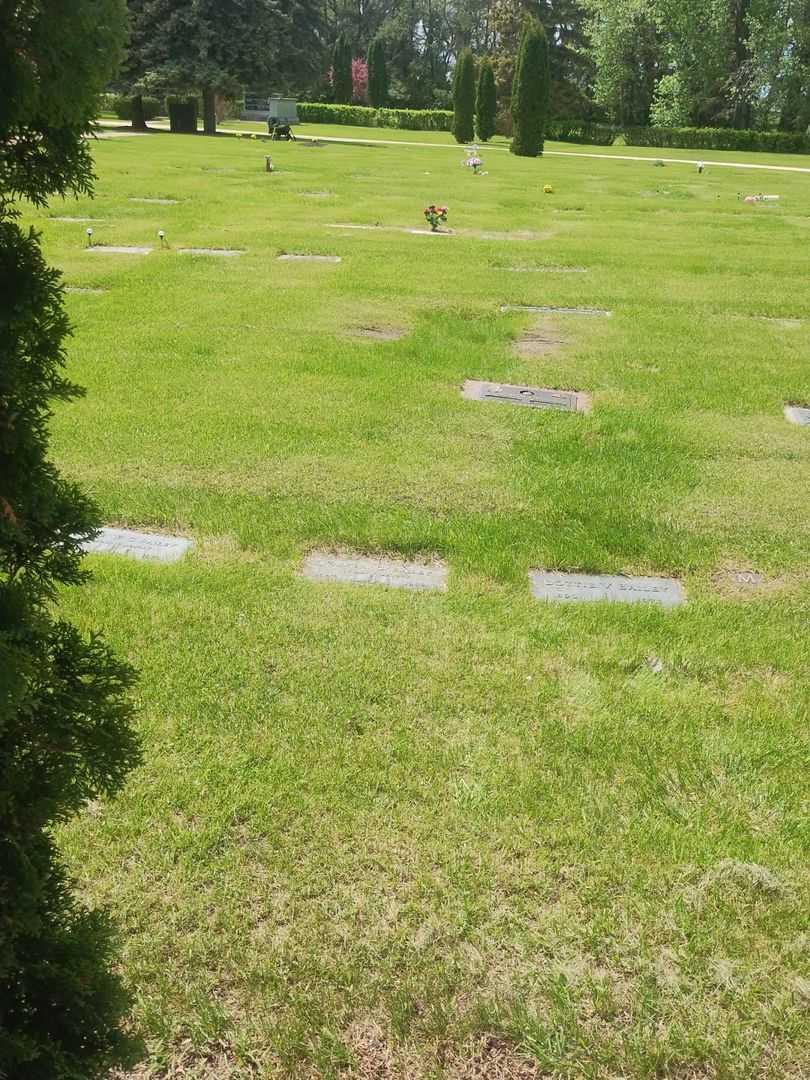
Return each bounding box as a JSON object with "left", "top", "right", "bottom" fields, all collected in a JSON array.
[{"left": 26, "top": 128, "right": 810, "bottom": 1078}]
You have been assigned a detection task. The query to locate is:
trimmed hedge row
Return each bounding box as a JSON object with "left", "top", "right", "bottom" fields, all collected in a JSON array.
[
  {"left": 623, "top": 126, "right": 810, "bottom": 153},
  {"left": 297, "top": 102, "right": 453, "bottom": 131},
  {"left": 295, "top": 104, "right": 810, "bottom": 154},
  {"left": 546, "top": 120, "right": 618, "bottom": 146},
  {"left": 112, "top": 94, "right": 162, "bottom": 122}
]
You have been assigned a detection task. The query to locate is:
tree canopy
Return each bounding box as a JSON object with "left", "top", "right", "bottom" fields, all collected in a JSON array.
[
  {"left": 109, "top": 0, "right": 809, "bottom": 130},
  {"left": 136, "top": 0, "right": 289, "bottom": 133}
]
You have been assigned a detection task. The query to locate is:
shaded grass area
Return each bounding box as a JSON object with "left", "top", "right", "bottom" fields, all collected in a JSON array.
[{"left": 23, "top": 131, "right": 810, "bottom": 1076}]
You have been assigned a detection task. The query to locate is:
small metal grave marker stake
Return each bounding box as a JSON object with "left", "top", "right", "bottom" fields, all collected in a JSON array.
[
  {"left": 784, "top": 404, "right": 810, "bottom": 426},
  {"left": 302, "top": 552, "right": 447, "bottom": 592},
  {"left": 83, "top": 527, "right": 192, "bottom": 563},
  {"left": 462, "top": 380, "right": 590, "bottom": 413},
  {"left": 529, "top": 570, "right": 684, "bottom": 608}
]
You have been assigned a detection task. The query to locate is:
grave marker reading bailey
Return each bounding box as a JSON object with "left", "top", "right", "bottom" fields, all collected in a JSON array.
[{"left": 529, "top": 570, "right": 684, "bottom": 607}]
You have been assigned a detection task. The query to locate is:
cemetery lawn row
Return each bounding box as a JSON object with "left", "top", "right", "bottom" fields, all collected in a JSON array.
[{"left": 28, "top": 130, "right": 810, "bottom": 1077}]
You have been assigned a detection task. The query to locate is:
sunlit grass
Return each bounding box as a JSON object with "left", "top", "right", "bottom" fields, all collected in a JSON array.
[{"left": 25, "top": 129, "right": 810, "bottom": 1077}]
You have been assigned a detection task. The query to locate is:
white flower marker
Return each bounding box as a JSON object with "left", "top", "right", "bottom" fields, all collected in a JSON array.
[
  {"left": 158, "top": 229, "right": 166, "bottom": 247},
  {"left": 85, "top": 227, "right": 93, "bottom": 246}
]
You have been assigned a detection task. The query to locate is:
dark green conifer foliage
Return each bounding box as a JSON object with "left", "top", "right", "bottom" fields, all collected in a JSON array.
[
  {"left": 476, "top": 58, "right": 497, "bottom": 141},
  {"left": 0, "top": 2, "right": 142, "bottom": 1076},
  {"left": 367, "top": 35, "right": 388, "bottom": 107},
  {"left": 452, "top": 48, "right": 476, "bottom": 143},
  {"left": 510, "top": 17, "right": 551, "bottom": 157},
  {"left": 333, "top": 33, "right": 354, "bottom": 104}
]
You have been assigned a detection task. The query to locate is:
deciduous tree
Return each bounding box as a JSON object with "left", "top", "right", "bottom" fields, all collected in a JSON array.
[{"left": 139, "top": 0, "right": 288, "bottom": 134}]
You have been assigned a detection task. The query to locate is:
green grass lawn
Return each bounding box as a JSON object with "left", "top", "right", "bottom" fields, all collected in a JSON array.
[{"left": 26, "top": 128, "right": 810, "bottom": 1078}]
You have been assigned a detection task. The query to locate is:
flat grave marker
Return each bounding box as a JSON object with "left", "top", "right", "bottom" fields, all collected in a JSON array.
[
  {"left": 302, "top": 552, "right": 447, "bottom": 592},
  {"left": 466, "top": 229, "right": 550, "bottom": 241},
  {"left": 65, "top": 287, "right": 106, "bottom": 295},
  {"left": 84, "top": 527, "right": 192, "bottom": 563},
  {"left": 177, "top": 248, "right": 243, "bottom": 257},
  {"left": 500, "top": 304, "right": 612, "bottom": 317},
  {"left": 755, "top": 316, "right": 803, "bottom": 328},
  {"left": 462, "top": 380, "right": 590, "bottom": 413},
  {"left": 89, "top": 245, "right": 152, "bottom": 255},
  {"left": 529, "top": 570, "right": 684, "bottom": 608},
  {"left": 784, "top": 404, "right": 810, "bottom": 425},
  {"left": 277, "top": 254, "right": 342, "bottom": 263},
  {"left": 503, "top": 265, "right": 587, "bottom": 274},
  {"left": 328, "top": 223, "right": 381, "bottom": 230},
  {"left": 51, "top": 216, "right": 103, "bottom": 223},
  {"left": 129, "top": 197, "right": 178, "bottom": 205}
]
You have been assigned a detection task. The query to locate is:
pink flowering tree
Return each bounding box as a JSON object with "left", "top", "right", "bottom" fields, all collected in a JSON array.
[{"left": 352, "top": 57, "right": 368, "bottom": 103}]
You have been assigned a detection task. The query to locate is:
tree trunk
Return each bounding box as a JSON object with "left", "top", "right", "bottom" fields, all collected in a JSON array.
[
  {"left": 731, "top": 0, "right": 752, "bottom": 129},
  {"left": 130, "top": 93, "right": 148, "bottom": 132},
  {"left": 202, "top": 87, "right": 217, "bottom": 136}
]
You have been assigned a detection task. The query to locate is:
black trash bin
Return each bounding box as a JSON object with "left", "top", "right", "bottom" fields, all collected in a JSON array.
[{"left": 169, "top": 100, "right": 198, "bottom": 134}]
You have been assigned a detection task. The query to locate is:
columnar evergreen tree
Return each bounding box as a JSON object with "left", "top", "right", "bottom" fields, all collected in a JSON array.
[
  {"left": 333, "top": 32, "right": 354, "bottom": 103},
  {"left": 476, "top": 58, "right": 497, "bottom": 139},
  {"left": 511, "top": 17, "right": 550, "bottom": 156},
  {"left": 0, "top": 2, "right": 142, "bottom": 1077},
  {"left": 452, "top": 47, "right": 476, "bottom": 142},
  {"left": 367, "top": 35, "right": 389, "bottom": 107}
]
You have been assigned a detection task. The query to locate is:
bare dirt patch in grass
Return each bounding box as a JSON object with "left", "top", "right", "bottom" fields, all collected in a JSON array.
[
  {"left": 110, "top": 1036, "right": 271, "bottom": 1079},
  {"left": 347, "top": 324, "right": 408, "bottom": 342},
  {"left": 448, "top": 1035, "right": 543, "bottom": 1080},
  {"left": 514, "top": 318, "right": 564, "bottom": 359}
]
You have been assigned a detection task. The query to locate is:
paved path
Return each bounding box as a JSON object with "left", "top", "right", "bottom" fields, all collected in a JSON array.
[{"left": 95, "top": 119, "right": 810, "bottom": 175}]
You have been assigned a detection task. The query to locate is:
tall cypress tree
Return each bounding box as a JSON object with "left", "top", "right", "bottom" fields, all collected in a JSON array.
[
  {"left": 452, "top": 48, "right": 476, "bottom": 143},
  {"left": 367, "top": 35, "right": 388, "bottom": 107},
  {"left": 511, "top": 17, "right": 550, "bottom": 157},
  {"left": 476, "top": 58, "right": 497, "bottom": 141},
  {"left": 0, "top": 1, "right": 142, "bottom": 1076},
  {"left": 333, "top": 33, "right": 353, "bottom": 104}
]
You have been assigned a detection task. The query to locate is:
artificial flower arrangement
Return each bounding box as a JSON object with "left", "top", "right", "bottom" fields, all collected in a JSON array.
[
  {"left": 424, "top": 204, "right": 449, "bottom": 231},
  {"left": 464, "top": 154, "right": 484, "bottom": 175},
  {"left": 543, "top": 184, "right": 554, "bottom": 194}
]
